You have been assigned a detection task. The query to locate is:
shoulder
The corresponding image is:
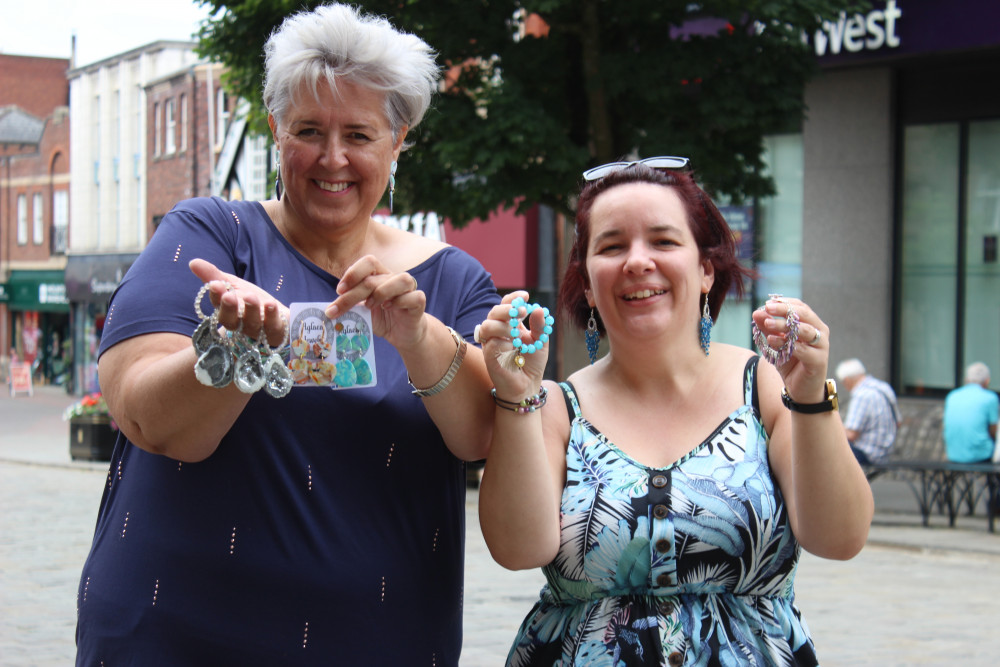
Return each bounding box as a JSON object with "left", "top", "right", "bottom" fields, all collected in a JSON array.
[{"left": 372, "top": 223, "right": 450, "bottom": 272}]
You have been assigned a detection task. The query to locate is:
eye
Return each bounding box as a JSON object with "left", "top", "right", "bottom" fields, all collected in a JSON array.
[
  {"left": 348, "top": 131, "right": 373, "bottom": 142},
  {"left": 296, "top": 128, "right": 318, "bottom": 138}
]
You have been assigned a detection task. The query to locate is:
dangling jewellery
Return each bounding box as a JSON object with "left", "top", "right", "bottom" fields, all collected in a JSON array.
[
  {"left": 585, "top": 309, "right": 600, "bottom": 365},
  {"left": 498, "top": 297, "right": 555, "bottom": 372},
  {"left": 389, "top": 160, "right": 397, "bottom": 213},
  {"left": 752, "top": 294, "right": 800, "bottom": 366},
  {"left": 699, "top": 293, "right": 712, "bottom": 356},
  {"left": 192, "top": 283, "right": 293, "bottom": 397},
  {"left": 274, "top": 150, "right": 282, "bottom": 200}
]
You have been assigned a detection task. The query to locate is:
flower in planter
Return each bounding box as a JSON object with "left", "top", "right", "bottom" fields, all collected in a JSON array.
[{"left": 63, "top": 392, "right": 119, "bottom": 430}]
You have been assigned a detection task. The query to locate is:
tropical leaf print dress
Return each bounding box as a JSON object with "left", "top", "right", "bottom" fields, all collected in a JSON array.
[{"left": 508, "top": 357, "right": 818, "bottom": 666}]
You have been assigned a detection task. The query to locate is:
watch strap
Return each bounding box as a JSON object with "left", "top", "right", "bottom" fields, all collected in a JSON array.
[{"left": 781, "top": 379, "right": 839, "bottom": 414}]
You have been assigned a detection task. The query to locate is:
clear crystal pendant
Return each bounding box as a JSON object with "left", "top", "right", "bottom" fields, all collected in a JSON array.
[
  {"left": 262, "top": 353, "right": 294, "bottom": 398},
  {"left": 234, "top": 347, "right": 266, "bottom": 393},
  {"left": 192, "top": 318, "right": 220, "bottom": 354},
  {"left": 195, "top": 344, "right": 234, "bottom": 388}
]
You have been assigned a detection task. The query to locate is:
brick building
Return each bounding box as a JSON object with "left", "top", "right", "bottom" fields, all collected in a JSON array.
[{"left": 0, "top": 54, "right": 71, "bottom": 388}]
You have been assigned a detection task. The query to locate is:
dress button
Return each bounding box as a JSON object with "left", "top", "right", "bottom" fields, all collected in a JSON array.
[
  {"left": 656, "top": 572, "right": 673, "bottom": 587},
  {"left": 668, "top": 651, "right": 684, "bottom": 666},
  {"left": 653, "top": 504, "right": 669, "bottom": 519},
  {"left": 651, "top": 474, "right": 668, "bottom": 488},
  {"left": 658, "top": 600, "right": 675, "bottom": 615},
  {"left": 655, "top": 538, "right": 671, "bottom": 553}
]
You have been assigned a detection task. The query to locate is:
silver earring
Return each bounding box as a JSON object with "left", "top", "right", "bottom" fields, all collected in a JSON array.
[
  {"left": 274, "top": 150, "right": 282, "bottom": 200},
  {"left": 389, "top": 160, "right": 397, "bottom": 213}
]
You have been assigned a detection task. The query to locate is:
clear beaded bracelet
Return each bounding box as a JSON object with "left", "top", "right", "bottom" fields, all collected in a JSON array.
[{"left": 491, "top": 386, "right": 548, "bottom": 414}]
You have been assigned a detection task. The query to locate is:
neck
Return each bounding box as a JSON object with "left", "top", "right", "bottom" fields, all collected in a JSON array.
[
  {"left": 269, "top": 199, "right": 373, "bottom": 277},
  {"left": 600, "top": 332, "right": 708, "bottom": 394}
]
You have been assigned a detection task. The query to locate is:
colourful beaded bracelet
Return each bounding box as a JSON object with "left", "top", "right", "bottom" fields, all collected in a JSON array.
[{"left": 491, "top": 386, "right": 548, "bottom": 414}]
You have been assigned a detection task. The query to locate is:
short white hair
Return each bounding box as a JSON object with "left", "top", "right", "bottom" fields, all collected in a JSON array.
[
  {"left": 263, "top": 3, "right": 440, "bottom": 144},
  {"left": 835, "top": 358, "right": 867, "bottom": 381},
  {"left": 965, "top": 362, "right": 991, "bottom": 385}
]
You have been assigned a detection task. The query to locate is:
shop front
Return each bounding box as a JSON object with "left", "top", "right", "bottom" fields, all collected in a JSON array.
[
  {"left": 2, "top": 269, "right": 70, "bottom": 388},
  {"left": 64, "top": 253, "right": 139, "bottom": 395}
]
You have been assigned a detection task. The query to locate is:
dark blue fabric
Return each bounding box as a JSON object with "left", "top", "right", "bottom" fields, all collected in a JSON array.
[{"left": 76, "top": 197, "right": 499, "bottom": 666}]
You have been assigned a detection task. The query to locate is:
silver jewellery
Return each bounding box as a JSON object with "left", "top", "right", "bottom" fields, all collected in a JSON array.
[
  {"left": 498, "top": 297, "right": 555, "bottom": 372},
  {"left": 192, "top": 283, "right": 293, "bottom": 398},
  {"left": 582, "top": 155, "right": 689, "bottom": 181},
  {"left": 809, "top": 329, "right": 823, "bottom": 346},
  {"left": 752, "top": 294, "right": 800, "bottom": 367},
  {"left": 473, "top": 324, "right": 483, "bottom": 345},
  {"left": 409, "top": 327, "right": 467, "bottom": 397}
]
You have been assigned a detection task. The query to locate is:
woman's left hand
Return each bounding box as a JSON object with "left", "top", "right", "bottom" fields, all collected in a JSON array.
[
  {"left": 752, "top": 296, "right": 830, "bottom": 404},
  {"left": 324, "top": 254, "right": 426, "bottom": 349}
]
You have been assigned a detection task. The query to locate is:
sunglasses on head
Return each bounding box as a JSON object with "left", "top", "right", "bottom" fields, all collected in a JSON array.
[{"left": 582, "top": 155, "right": 690, "bottom": 181}]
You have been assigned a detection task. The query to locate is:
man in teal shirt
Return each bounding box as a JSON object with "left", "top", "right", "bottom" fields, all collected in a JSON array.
[{"left": 944, "top": 362, "right": 998, "bottom": 463}]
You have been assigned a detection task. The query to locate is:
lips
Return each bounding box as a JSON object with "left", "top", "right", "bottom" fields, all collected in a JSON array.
[
  {"left": 316, "top": 180, "right": 351, "bottom": 193},
  {"left": 622, "top": 288, "right": 666, "bottom": 301}
]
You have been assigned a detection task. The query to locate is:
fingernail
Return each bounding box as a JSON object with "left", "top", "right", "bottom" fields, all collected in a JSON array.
[{"left": 325, "top": 306, "right": 338, "bottom": 319}]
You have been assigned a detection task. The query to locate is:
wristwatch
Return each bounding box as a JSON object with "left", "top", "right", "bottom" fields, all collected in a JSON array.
[{"left": 781, "top": 379, "right": 839, "bottom": 414}]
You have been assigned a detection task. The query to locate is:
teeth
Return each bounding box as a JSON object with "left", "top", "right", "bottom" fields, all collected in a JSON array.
[
  {"left": 623, "top": 289, "right": 665, "bottom": 300},
  {"left": 317, "top": 181, "right": 349, "bottom": 193}
]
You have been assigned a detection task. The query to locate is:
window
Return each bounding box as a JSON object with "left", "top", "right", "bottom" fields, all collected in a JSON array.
[
  {"left": 899, "top": 120, "right": 1000, "bottom": 392},
  {"left": 180, "top": 93, "right": 188, "bottom": 151},
  {"left": 153, "top": 101, "right": 161, "bottom": 157},
  {"left": 17, "top": 194, "right": 28, "bottom": 245},
  {"left": 32, "top": 193, "right": 44, "bottom": 245},
  {"left": 53, "top": 190, "right": 68, "bottom": 254},
  {"left": 216, "top": 88, "right": 229, "bottom": 148},
  {"left": 165, "top": 98, "right": 176, "bottom": 155}
]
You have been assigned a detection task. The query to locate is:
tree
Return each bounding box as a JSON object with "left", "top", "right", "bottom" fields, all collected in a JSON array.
[{"left": 196, "top": 0, "right": 869, "bottom": 224}]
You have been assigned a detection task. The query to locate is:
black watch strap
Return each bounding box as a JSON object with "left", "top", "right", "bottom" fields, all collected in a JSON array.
[{"left": 781, "top": 379, "right": 839, "bottom": 414}]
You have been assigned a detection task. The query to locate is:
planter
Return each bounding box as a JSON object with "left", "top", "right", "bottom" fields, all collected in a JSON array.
[{"left": 69, "top": 414, "right": 117, "bottom": 462}]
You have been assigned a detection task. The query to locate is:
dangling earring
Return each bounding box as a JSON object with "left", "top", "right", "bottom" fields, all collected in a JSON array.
[
  {"left": 699, "top": 293, "right": 712, "bottom": 356},
  {"left": 274, "top": 149, "right": 282, "bottom": 200},
  {"left": 389, "top": 160, "right": 397, "bottom": 213},
  {"left": 586, "top": 309, "right": 600, "bottom": 365}
]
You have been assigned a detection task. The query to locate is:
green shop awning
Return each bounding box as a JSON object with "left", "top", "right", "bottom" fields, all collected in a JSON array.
[{"left": 6, "top": 269, "right": 69, "bottom": 312}]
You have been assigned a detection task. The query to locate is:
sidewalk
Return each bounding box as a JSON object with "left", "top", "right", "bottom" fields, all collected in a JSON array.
[{"left": 4, "top": 383, "right": 998, "bottom": 555}]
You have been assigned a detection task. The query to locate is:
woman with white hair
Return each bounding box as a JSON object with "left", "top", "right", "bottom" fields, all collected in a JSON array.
[{"left": 76, "top": 5, "right": 497, "bottom": 663}]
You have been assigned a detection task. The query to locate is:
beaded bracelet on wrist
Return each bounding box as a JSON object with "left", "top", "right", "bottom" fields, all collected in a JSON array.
[{"left": 491, "top": 386, "right": 548, "bottom": 414}]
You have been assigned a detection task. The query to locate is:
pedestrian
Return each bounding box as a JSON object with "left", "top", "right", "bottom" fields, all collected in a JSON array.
[
  {"left": 75, "top": 4, "right": 498, "bottom": 664},
  {"left": 835, "top": 358, "right": 900, "bottom": 464},
  {"left": 476, "top": 158, "right": 873, "bottom": 665},
  {"left": 944, "top": 362, "right": 999, "bottom": 463}
]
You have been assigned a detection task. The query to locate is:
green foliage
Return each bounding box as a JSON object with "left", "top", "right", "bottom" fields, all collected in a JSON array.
[{"left": 196, "top": 0, "right": 869, "bottom": 224}]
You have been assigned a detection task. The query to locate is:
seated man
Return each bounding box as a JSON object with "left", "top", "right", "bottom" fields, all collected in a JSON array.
[
  {"left": 836, "top": 358, "right": 900, "bottom": 465},
  {"left": 944, "top": 362, "right": 999, "bottom": 463}
]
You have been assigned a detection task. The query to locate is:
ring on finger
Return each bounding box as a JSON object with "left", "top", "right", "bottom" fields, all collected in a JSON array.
[
  {"left": 474, "top": 324, "right": 483, "bottom": 344},
  {"left": 810, "top": 329, "right": 822, "bottom": 346},
  {"left": 411, "top": 276, "right": 419, "bottom": 292}
]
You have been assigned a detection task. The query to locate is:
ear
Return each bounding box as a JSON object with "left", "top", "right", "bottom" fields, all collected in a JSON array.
[
  {"left": 701, "top": 258, "right": 715, "bottom": 294},
  {"left": 585, "top": 287, "right": 594, "bottom": 309},
  {"left": 393, "top": 125, "right": 409, "bottom": 159},
  {"left": 268, "top": 114, "right": 279, "bottom": 147}
]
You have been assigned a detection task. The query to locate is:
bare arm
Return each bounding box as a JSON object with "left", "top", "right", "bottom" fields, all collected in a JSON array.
[{"left": 754, "top": 299, "right": 874, "bottom": 560}]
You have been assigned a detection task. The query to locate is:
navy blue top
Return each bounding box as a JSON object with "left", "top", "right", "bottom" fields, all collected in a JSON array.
[{"left": 76, "top": 197, "right": 498, "bottom": 665}]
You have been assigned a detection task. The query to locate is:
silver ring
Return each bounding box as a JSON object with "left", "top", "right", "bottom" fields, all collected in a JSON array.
[
  {"left": 473, "top": 324, "right": 482, "bottom": 344},
  {"left": 411, "top": 276, "right": 419, "bottom": 292},
  {"left": 810, "top": 329, "right": 822, "bottom": 346}
]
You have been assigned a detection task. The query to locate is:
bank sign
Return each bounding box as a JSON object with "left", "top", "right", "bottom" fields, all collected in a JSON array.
[{"left": 811, "top": 0, "right": 1000, "bottom": 65}]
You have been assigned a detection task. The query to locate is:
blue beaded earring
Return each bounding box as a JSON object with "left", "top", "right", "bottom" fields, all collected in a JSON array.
[
  {"left": 699, "top": 293, "right": 712, "bottom": 356},
  {"left": 586, "top": 309, "right": 600, "bottom": 365},
  {"left": 389, "top": 160, "right": 397, "bottom": 213}
]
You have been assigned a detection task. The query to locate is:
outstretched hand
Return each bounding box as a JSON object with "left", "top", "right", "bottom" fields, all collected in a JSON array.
[
  {"left": 479, "top": 292, "right": 552, "bottom": 402},
  {"left": 324, "top": 254, "right": 425, "bottom": 350},
  {"left": 189, "top": 258, "right": 288, "bottom": 348},
  {"left": 751, "top": 296, "right": 830, "bottom": 404}
]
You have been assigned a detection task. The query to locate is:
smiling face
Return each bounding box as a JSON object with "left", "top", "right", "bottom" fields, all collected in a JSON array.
[
  {"left": 269, "top": 78, "right": 406, "bottom": 240},
  {"left": 585, "top": 182, "right": 714, "bottom": 344}
]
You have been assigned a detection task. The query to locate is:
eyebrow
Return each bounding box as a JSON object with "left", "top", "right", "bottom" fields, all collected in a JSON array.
[{"left": 592, "top": 223, "right": 682, "bottom": 243}]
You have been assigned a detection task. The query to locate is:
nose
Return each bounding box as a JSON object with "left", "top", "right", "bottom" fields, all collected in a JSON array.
[
  {"left": 318, "top": 135, "right": 349, "bottom": 170},
  {"left": 623, "top": 242, "right": 654, "bottom": 274}
]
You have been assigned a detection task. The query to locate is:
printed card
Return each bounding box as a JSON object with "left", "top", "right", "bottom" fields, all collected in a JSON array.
[{"left": 287, "top": 303, "right": 377, "bottom": 389}]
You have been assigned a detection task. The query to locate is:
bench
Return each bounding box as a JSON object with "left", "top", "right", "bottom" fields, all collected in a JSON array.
[{"left": 861, "top": 397, "right": 1000, "bottom": 532}]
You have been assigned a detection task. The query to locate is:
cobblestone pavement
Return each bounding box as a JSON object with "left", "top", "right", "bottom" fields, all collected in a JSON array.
[{"left": 3, "top": 386, "right": 1000, "bottom": 665}]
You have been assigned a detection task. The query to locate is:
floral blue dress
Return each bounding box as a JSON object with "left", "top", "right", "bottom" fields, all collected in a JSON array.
[{"left": 508, "top": 357, "right": 818, "bottom": 666}]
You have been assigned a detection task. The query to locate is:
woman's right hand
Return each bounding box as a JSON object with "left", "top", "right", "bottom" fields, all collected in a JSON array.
[
  {"left": 189, "top": 258, "right": 289, "bottom": 348},
  {"left": 479, "top": 291, "right": 551, "bottom": 402}
]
